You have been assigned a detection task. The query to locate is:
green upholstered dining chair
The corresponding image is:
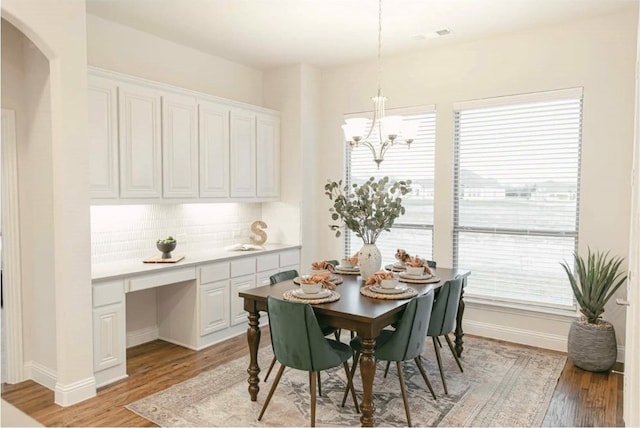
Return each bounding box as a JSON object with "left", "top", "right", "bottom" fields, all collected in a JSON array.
[
  {"left": 427, "top": 276, "right": 464, "bottom": 395},
  {"left": 341, "top": 291, "right": 436, "bottom": 427},
  {"left": 258, "top": 296, "right": 359, "bottom": 427},
  {"left": 264, "top": 270, "right": 341, "bottom": 397},
  {"left": 327, "top": 259, "right": 339, "bottom": 267}
]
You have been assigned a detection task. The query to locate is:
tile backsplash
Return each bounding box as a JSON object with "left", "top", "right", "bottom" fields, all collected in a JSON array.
[{"left": 91, "top": 203, "right": 262, "bottom": 264}]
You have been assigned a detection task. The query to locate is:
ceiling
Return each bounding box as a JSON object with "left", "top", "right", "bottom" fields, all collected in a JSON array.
[{"left": 86, "top": 0, "right": 637, "bottom": 70}]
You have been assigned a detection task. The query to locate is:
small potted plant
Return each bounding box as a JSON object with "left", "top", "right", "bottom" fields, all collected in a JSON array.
[
  {"left": 560, "top": 249, "right": 628, "bottom": 372},
  {"left": 324, "top": 176, "right": 411, "bottom": 279}
]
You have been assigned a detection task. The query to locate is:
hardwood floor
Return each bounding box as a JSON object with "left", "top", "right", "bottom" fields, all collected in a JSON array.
[{"left": 2, "top": 332, "right": 624, "bottom": 427}]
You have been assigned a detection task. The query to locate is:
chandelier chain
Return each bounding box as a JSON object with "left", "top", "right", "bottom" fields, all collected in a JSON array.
[{"left": 377, "top": 0, "right": 383, "bottom": 95}]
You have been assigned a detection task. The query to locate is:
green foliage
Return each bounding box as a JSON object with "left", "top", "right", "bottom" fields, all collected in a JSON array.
[
  {"left": 560, "top": 249, "right": 627, "bottom": 324},
  {"left": 157, "top": 236, "right": 176, "bottom": 244},
  {"left": 324, "top": 176, "right": 412, "bottom": 244}
]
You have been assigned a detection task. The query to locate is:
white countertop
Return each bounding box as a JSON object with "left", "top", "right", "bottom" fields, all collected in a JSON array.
[{"left": 91, "top": 243, "right": 301, "bottom": 281}]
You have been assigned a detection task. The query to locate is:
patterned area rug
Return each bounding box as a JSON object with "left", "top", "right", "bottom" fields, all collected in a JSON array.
[{"left": 126, "top": 335, "right": 566, "bottom": 427}]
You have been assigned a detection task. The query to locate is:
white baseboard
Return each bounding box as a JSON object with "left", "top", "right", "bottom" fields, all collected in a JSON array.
[
  {"left": 23, "top": 361, "right": 56, "bottom": 390},
  {"left": 127, "top": 326, "right": 159, "bottom": 348},
  {"left": 54, "top": 376, "right": 96, "bottom": 407},
  {"left": 465, "top": 320, "right": 626, "bottom": 363}
]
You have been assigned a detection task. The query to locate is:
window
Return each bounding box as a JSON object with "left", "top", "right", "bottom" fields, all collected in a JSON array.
[
  {"left": 345, "top": 107, "right": 436, "bottom": 265},
  {"left": 453, "top": 89, "right": 583, "bottom": 309}
]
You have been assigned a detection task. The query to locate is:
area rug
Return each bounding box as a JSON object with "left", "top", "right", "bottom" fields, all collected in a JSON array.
[{"left": 126, "top": 335, "right": 566, "bottom": 427}]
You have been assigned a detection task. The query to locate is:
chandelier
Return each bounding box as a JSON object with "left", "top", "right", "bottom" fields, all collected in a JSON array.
[{"left": 342, "top": 0, "right": 418, "bottom": 167}]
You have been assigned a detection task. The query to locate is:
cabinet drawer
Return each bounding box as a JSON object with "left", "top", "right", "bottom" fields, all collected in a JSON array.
[
  {"left": 199, "top": 262, "right": 229, "bottom": 284},
  {"left": 256, "top": 254, "right": 279, "bottom": 272},
  {"left": 231, "top": 257, "right": 255, "bottom": 277},
  {"left": 279, "top": 249, "right": 300, "bottom": 267},
  {"left": 93, "top": 280, "right": 124, "bottom": 308},
  {"left": 126, "top": 267, "right": 196, "bottom": 293}
]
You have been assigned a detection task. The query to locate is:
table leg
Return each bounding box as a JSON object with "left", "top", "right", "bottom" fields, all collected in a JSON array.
[
  {"left": 247, "top": 310, "right": 261, "bottom": 401},
  {"left": 454, "top": 280, "right": 465, "bottom": 357},
  {"left": 359, "top": 337, "right": 376, "bottom": 427}
]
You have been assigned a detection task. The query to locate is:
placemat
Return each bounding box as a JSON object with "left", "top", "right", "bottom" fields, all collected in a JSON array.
[
  {"left": 398, "top": 275, "right": 441, "bottom": 284},
  {"left": 360, "top": 285, "right": 418, "bottom": 300},
  {"left": 282, "top": 289, "right": 341, "bottom": 304}
]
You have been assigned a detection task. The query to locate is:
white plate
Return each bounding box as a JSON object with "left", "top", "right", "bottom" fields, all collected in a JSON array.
[
  {"left": 399, "top": 272, "right": 433, "bottom": 280},
  {"left": 370, "top": 285, "right": 408, "bottom": 295},
  {"left": 336, "top": 265, "right": 359, "bottom": 272},
  {"left": 292, "top": 288, "right": 332, "bottom": 299}
]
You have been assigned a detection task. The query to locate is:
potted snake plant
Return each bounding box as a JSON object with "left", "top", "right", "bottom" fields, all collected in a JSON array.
[{"left": 560, "top": 249, "right": 628, "bottom": 372}]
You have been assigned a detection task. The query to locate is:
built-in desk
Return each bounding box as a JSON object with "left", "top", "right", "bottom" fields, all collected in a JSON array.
[{"left": 91, "top": 244, "right": 300, "bottom": 387}]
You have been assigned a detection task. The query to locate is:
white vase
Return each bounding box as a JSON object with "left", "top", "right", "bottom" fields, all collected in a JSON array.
[{"left": 357, "top": 243, "right": 382, "bottom": 280}]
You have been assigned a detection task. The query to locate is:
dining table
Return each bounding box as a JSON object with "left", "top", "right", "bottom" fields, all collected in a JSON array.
[{"left": 239, "top": 266, "right": 471, "bottom": 427}]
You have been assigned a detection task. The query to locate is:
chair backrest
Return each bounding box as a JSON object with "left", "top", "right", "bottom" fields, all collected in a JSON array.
[
  {"left": 269, "top": 269, "right": 299, "bottom": 285},
  {"left": 267, "top": 296, "right": 345, "bottom": 372},
  {"left": 326, "top": 260, "right": 339, "bottom": 267},
  {"left": 426, "top": 260, "right": 437, "bottom": 268},
  {"left": 427, "top": 276, "right": 463, "bottom": 337},
  {"left": 375, "top": 290, "right": 435, "bottom": 362}
]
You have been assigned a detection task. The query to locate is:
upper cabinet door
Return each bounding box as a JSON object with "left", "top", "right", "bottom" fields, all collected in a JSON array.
[
  {"left": 199, "top": 100, "right": 230, "bottom": 198},
  {"left": 229, "top": 109, "right": 256, "bottom": 198},
  {"left": 256, "top": 114, "right": 280, "bottom": 198},
  {"left": 88, "top": 75, "right": 119, "bottom": 199},
  {"left": 118, "top": 83, "right": 162, "bottom": 199},
  {"left": 162, "top": 92, "right": 198, "bottom": 198}
]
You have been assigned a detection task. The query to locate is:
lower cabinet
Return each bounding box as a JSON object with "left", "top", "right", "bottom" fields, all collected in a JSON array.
[
  {"left": 199, "top": 280, "right": 230, "bottom": 336},
  {"left": 230, "top": 274, "right": 256, "bottom": 326}
]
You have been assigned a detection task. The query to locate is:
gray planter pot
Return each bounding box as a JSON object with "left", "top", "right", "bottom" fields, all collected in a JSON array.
[{"left": 567, "top": 318, "right": 617, "bottom": 372}]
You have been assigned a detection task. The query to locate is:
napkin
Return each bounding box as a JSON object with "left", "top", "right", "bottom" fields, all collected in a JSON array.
[
  {"left": 344, "top": 254, "right": 359, "bottom": 265},
  {"left": 405, "top": 256, "right": 432, "bottom": 274},
  {"left": 364, "top": 271, "right": 394, "bottom": 286},
  {"left": 300, "top": 272, "right": 337, "bottom": 290},
  {"left": 395, "top": 249, "right": 411, "bottom": 264},
  {"left": 311, "top": 260, "right": 336, "bottom": 272}
]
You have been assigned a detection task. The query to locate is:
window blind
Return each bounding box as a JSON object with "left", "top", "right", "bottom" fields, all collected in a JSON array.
[
  {"left": 345, "top": 109, "right": 436, "bottom": 266},
  {"left": 453, "top": 91, "right": 582, "bottom": 308}
]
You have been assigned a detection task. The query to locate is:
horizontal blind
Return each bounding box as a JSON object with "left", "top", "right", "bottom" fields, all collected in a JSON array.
[
  {"left": 345, "top": 110, "right": 436, "bottom": 266},
  {"left": 453, "top": 93, "right": 582, "bottom": 308}
]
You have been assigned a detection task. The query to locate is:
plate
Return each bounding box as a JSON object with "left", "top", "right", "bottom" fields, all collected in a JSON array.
[
  {"left": 292, "top": 288, "right": 332, "bottom": 299},
  {"left": 370, "top": 285, "right": 409, "bottom": 295},
  {"left": 336, "top": 265, "right": 359, "bottom": 272},
  {"left": 399, "top": 271, "right": 433, "bottom": 280},
  {"left": 294, "top": 275, "right": 342, "bottom": 284},
  {"left": 385, "top": 263, "right": 406, "bottom": 272}
]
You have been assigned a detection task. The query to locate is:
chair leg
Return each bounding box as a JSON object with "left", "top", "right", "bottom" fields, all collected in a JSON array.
[
  {"left": 396, "top": 361, "right": 412, "bottom": 427},
  {"left": 342, "top": 361, "right": 360, "bottom": 413},
  {"left": 435, "top": 336, "right": 443, "bottom": 348},
  {"left": 432, "top": 336, "right": 448, "bottom": 394},
  {"left": 383, "top": 360, "right": 391, "bottom": 378},
  {"left": 444, "top": 334, "right": 464, "bottom": 372},
  {"left": 317, "top": 371, "right": 322, "bottom": 396},
  {"left": 334, "top": 329, "right": 341, "bottom": 342},
  {"left": 413, "top": 356, "right": 437, "bottom": 400},
  {"left": 309, "top": 371, "right": 317, "bottom": 427},
  {"left": 341, "top": 351, "right": 360, "bottom": 407},
  {"left": 258, "top": 364, "right": 286, "bottom": 421},
  {"left": 350, "top": 330, "right": 355, "bottom": 339},
  {"left": 264, "top": 356, "right": 277, "bottom": 382}
]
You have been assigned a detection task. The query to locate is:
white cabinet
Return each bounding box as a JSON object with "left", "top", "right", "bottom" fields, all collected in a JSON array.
[
  {"left": 92, "top": 279, "right": 126, "bottom": 387},
  {"left": 230, "top": 109, "right": 257, "bottom": 198},
  {"left": 88, "top": 75, "right": 119, "bottom": 198},
  {"left": 162, "top": 92, "right": 199, "bottom": 198},
  {"left": 199, "top": 100, "right": 230, "bottom": 198},
  {"left": 257, "top": 113, "right": 281, "bottom": 198},
  {"left": 199, "top": 281, "right": 230, "bottom": 336},
  {"left": 231, "top": 274, "right": 256, "bottom": 326},
  {"left": 118, "top": 83, "right": 162, "bottom": 198}
]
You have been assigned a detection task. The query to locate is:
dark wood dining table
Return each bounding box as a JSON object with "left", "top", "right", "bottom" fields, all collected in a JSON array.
[{"left": 239, "top": 266, "right": 471, "bottom": 427}]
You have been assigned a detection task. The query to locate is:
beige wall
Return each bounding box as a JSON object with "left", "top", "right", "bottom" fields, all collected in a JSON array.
[
  {"left": 86, "top": 14, "right": 263, "bottom": 106},
  {"left": 317, "top": 9, "right": 638, "bottom": 355},
  {"left": 1, "top": 0, "right": 95, "bottom": 405}
]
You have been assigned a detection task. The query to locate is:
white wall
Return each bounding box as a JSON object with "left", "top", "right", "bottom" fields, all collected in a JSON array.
[
  {"left": 86, "top": 14, "right": 263, "bottom": 106},
  {"left": 317, "top": 10, "right": 638, "bottom": 354},
  {"left": 1, "top": 0, "right": 95, "bottom": 405}
]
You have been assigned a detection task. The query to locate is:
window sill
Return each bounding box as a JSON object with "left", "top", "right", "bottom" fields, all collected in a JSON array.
[{"left": 464, "top": 296, "right": 577, "bottom": 321}]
